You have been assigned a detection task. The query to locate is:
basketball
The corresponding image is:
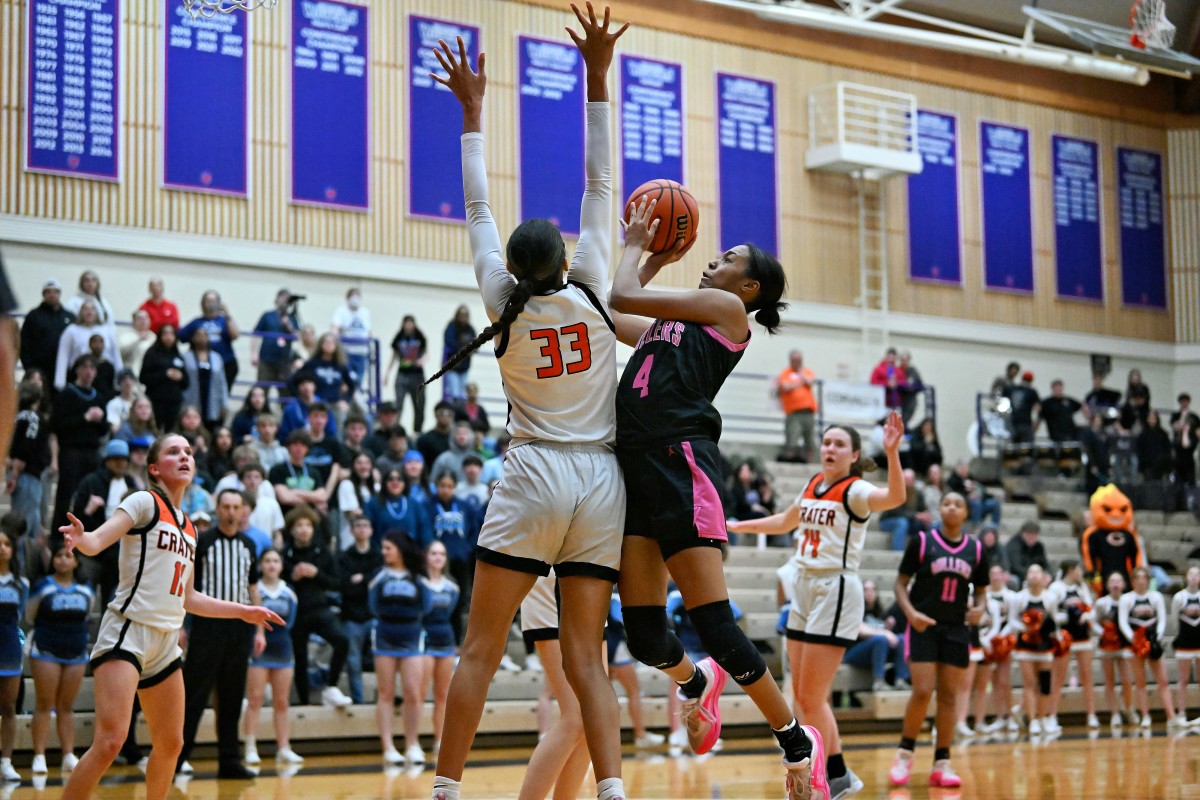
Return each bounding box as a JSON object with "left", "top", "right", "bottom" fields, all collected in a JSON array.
[{"left": 624, "top": 179, "right": 699, "bottom": 254}]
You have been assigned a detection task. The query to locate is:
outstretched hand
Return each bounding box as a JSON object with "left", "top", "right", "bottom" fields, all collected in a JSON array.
[
  {"left": 621, "top": 195, "right": 660, "bottom": 252},
  {"left": 242, "top": 605, "right": 286, "bottom": 630},
  {"left": 567, "top": 2, "right": 629, "bottom": 75},
  {"left": 431, "top": 36, "right": 486, "bottom": 119},
  {"left": 58, "top": 513, "right": 83, "bottom": 554},
  {"left": 881, "top": 410, "right": 905, "bottom": 454}
]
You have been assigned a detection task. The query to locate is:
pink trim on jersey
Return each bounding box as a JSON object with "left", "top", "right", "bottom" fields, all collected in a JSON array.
[
  {"left": 904, "top": 626, "right": 911, "bottom": 662},
  {"left": 702, "top": 325, "right": 751, "bottom": 352},
  {"left": 930, "top": 528, "right": 971, "bottom": 555},
  {"left": 918, "top": 531, "right": 927, "bottom": 563},
  {"left": 682, "top": 441, "right": 729, "bottom": 542},
  {"left": 976, "top": 539, "right": 982, "bottom": 563}
]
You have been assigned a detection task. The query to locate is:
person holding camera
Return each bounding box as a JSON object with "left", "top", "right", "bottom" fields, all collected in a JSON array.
[{"left": 252, "top": 288, "right": 302, "bottom": 390}]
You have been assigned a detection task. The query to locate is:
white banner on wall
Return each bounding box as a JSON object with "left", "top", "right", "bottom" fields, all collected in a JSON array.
[{"left": 821, "top": 380, "right": 887, "bottom": 424}]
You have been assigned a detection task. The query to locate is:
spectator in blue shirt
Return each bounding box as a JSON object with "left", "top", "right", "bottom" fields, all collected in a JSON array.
[
  {"left": 252, "top": 289, "right": 300, "bottom": 389},
  {"left": 279, "top": 372, "right": 337, "bottom": 440},
  {"left": 423, "top": 472, "right": 479, "bottom": 598},
  {"left": 178, "top": 290, "right": 240, "bottom": 391}
]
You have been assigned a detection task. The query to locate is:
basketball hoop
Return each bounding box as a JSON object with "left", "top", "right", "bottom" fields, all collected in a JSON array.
[
  {"left": 183, "top": 0, "right": 277, "bottom": 19},
  {"left": 1129, "top": 0, "right": 1175, "bottom": 49}
]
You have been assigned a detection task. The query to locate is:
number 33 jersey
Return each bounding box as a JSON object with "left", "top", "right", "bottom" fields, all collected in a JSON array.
[
  {"left": 789, "top": 475, "right": 874, "bottom": 573},
  {"left": 616, "top": 319, "right": 749, "bottom": 448},
  {"left": 110, "top": 491, "right": 196, "bottom": 632},
  {"left": 496, "top": 282, "right": 618, "bottom": 445}
]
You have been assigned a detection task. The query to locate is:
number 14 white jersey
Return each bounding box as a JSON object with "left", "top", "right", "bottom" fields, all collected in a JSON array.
[{"left": 789, "top": 474, "right": 874, "bottom": 573}]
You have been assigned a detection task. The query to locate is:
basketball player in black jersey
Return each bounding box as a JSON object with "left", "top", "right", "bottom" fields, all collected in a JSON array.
[
  {"left": 611, "top": 200, "right": 825, "bottom": 800},
  {"left": 889, "top": 492, "right": 988, "bottom": 789}
]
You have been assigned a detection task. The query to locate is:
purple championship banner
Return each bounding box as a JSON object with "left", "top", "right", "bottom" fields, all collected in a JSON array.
[
  {"left": 409, "top": 15, "right": 479, "bottom": 222},
  {"left": 1117, "top": 147, "right": 1167, "bottom": 309},
  {"left": 26, "top": 0, "right": 120, "bottom": 180},
  {"left": 619, "top": 54, "right": 684, "bottom": 198},
  {"left": 517, "top": 35, "right": 585, "bottom": 236},
  {"left": 980, "top": 121, "right": 1034, "bottom": 293},
  {"left": 906, "top": 110, "right": 961, "bottom": 284},
  {"left": 716, "top": 72, "right": 778, "bottom": 255},
  {"left": 163, "top": 0, "right": 248, "bottom": 196},
  {"left": 1052, "top": 135, "right": 1103, "bottom": 302},
  {"left": 291, "top": 0, "right": 369, "bottom": 210}
]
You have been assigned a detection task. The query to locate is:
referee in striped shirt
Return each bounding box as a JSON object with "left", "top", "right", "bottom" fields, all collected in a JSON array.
[{"left": 177, "top": 489, "right": 262, "bottom": 779}]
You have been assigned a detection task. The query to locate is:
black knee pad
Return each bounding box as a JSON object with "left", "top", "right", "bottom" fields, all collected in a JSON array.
[
  {"left": 1038, "top": 669, "right": 1052, "bottom": 696},
  {"left": 622, "top": 606, "right": 685, "bottom": 670},
  {"left": 690, "top": 600, "right": 767, "bottom": 686}
]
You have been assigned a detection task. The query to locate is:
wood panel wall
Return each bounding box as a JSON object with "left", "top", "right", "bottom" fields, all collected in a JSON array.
[{"left": 0, "top": 0, "right": 1184, "bottom": 341}]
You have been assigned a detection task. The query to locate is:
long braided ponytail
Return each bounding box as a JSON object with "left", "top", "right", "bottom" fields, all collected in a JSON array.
[
  {"left": 424, "top": 280, "right": 537, "bottom": 388},
  {"left": 424, "top": 218, "right": 566, "bottom": 390}
]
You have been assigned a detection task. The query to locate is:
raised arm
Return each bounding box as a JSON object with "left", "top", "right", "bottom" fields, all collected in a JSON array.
[
  {"left": 433, "top": 37, "right": 513, "bottom": 323},
  {"left": 866, "top": 411, "right": 906, "bottom": 512},
  {"left": 565, "top": 3, "right": 627, "bottom": 295},
  {"left": 610, "top": 197, "right": 746, "bottom": 330}
]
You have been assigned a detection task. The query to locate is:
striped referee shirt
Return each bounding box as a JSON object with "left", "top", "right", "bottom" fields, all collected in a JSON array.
[{"left": 194, "top": 527, "right": 259, "bottom": 606}]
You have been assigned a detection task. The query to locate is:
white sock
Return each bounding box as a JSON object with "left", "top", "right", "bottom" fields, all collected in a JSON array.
[
  {"left": 432, "top": 776, "right": 461, "bottom": 800},
  {"left": 772, "top": 718, "right": 797, "bottom": 733},
  {"left": 597, "top": 777, "right": 626, "bottom": 800}
]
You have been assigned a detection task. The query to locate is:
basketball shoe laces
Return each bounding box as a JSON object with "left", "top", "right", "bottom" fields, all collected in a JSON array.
[{"left": 681, "top": 696, "right": 716, "bottom": 735}]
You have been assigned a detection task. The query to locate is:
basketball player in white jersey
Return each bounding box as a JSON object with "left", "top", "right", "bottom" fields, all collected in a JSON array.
[
  {"left": 729, "top": 416, "right": 905, "bottom": 798},
  {"left": 57, "top": 434, "right": 283, "bottom": 800},
  {"left": 427, "top": 8, "right": 651, "bottom": 799}
]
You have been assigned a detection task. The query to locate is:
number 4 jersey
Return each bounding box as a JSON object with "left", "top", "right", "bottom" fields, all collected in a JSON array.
[
  {"left": 616, "top": 319, "right": 749, "bottom": 448},
  {"left": 109, "top": 491, "right": 197, "bottom": 632},
  {"left": 789, "top": 475, "right": 874, "bottom": 573}
]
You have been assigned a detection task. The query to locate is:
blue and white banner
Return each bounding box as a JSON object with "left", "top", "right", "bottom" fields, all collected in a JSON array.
[
  {"left": 980, "top": 121, "right": 1034, "bottom": 293},
  {"left": 619, "top": 54, "right": 684, "bottom": 199},
  {"left": 164, "top": 0, "right": 248, "bottom": 196},
  {"left": 716, "top": 72, "right": 777, "bottom": 255},
  {"left": 26, "top": 0, "right": 120, "bottom": 180},
  {"left": 409, "top": 15, "right": 479, "bottom": 222},
  {"left": 1117, "top": 147, "right": 1167, "bottom": 309},
  {"left": 518, "top": 35, "right": 584, "bottom": 236},
  {"left": 1052, "top": 135, "right": 1102, "bottom": 302},
  {"left": 906, "top": 110, "right": 960, "bottom": 284},
  {"left": 291, "top": 0, "right": 369, "bottom": 210}
]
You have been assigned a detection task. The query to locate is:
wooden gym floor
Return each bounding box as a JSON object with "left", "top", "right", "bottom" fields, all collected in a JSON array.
[{"left": 5, "top": 726, "right": 1198, "bottom": 800}]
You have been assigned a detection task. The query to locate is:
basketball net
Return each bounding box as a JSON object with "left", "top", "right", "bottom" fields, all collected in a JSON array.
[
  {"left": 183, "top": 0, "right": 277, "bottom": 19},
  {"left": 1129, "top": 0, "right": 1175, "bottom": 49}
]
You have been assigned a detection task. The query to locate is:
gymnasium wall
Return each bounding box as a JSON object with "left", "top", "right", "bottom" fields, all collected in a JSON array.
[
  {"left": 2, "top": 0, "right": 1198, "bottom": 462},
  {"left": 0, "top": 0, "right": 1186, "bottom": 343}
]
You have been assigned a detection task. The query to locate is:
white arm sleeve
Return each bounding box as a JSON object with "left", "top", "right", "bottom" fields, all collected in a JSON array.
[
  {"left": 1118, "top": 593, "right": 1134, "bottom": 642},
  {"left": 462, "top": 133, "right": 516, "bottom": 322},
  {"left": 567, "top": 102, "right": 613, "bottom": 296},
  {"left": 1154, "top": 593, "right": 1168, "bottom": 639},
  {"left": 1001, "top": 594, "right": 1024, "bottom": 636},
  {"left": 847, "top": 480, "right": 874, "bottom": 520}
]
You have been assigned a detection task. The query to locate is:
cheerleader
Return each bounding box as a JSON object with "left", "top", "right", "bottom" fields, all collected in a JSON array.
[
  {"left": 1049, "top": 560, "right": 1098, "bottom": 728},
  {"left": 1093, "top": 571, "right": 1136, "bottom": 727},
  {"left": 1003, "top": 564, "right": 1060, "bottom": 735},
  {"left": 977, "top": 565, "right": 1017, "bottom": 734},
  {"left": 242, "top": 548, "right": 302, "bottom": 766},
  {"left": 57, "top": 434, "right": 283, "bottom": 800},
  {"left": 519, "top": 574, "right": 591, "bottom": 800},
  {"left": 1119, "top": 566, "right": 1179, "bottom": 728},
  {"left": 0, "top": 530, "right": 27, "bottom": 782},
  {"left": 1171, "top": 566, "right": 1200, "bottom": 725},
  {"left": 888, "top": 493, "right": 988, "bottom": 788},
  {"left": 27, "top": 546, "right": 94, "bottom": 774},
  {"left": 370, "top": 533, "right": 427, "bottom": 766},
  {"left": 419, "top": 540, "right": 461, "bottom": 757},
  {"left": 956, "top": 578, "right": 1000, "bottom": 737}
]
